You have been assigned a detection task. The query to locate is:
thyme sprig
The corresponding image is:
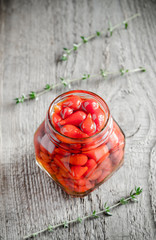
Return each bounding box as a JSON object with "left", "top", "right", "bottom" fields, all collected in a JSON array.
[
  {"left": 23, "top": 186, "right": 142, "bottom": 239},
  {"left": 15, "top": 66, "right": 145, "bottom": 104},
  {"left": 60, "top": 13, "right": 140, "bottom": 61}
]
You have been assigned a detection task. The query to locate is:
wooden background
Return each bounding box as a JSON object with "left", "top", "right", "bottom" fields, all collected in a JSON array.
[{"left": 0, "top": 0, "right": 156, "bottom": 239}]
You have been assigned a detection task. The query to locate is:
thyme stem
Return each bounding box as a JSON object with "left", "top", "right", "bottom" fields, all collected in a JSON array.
[
  {"left": 23, "top": 186, "right": 142, "bottom": 239},
  {"left": 60, "top": 13, "right": 140, "bottom": 61},
  {"left": 15, "top": 66, "right": 145, "bottom": 104}
]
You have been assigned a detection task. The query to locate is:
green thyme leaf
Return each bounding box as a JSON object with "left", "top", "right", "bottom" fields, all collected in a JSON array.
[
  {"left": 100, "top": 69, "right": 108, "bottom": 78},
  {"left": 73, "top": 44, "right": 78, "bottom": 51},
  {"left": 92, "top": 210, "right": 99, "bottom": 218},
  {"left": 135, "top": 186, "right": 142, "bottom": 195},
  {"left": 48, "top": 225, "right": 53, "bottom": 232},
  {"left": 140, "top": 67, "right": 146, "bottom": 72},
  {"left": 108, "top": 21, "right": 113, "bottom": 36},
  {"left": 82, "top": 74, "right": 90, "bottom": 80},
  {"left": 131, "top": 198, "right": 138, "bottom": 202},
  {"left": 29, "top": 91, "right": 36, "bottom": 99},
  {"left": 63, "top": 221, "right": 68, "bottom": 228},
  {"left": 77, "top": 217, "right": 82, "bottom": 223},
  {"left": 124, "top": 22, "right": 128, "bottom": 29},
  {"left": 15, "top": 95, "right": 25, "bottom": 104},
  {"left": 61, "top": 54, "right": 68, "bottom": 61},
  {"left": 120, "top": 68, "right": 129, "bottom": 75},
  {"left": 44, "top": 84, "right": 51, "bottom": 90},
  {"left": 120, "top": 198, "right": 128, "bottom": 205},
  {"left": 81, "top": 36, "right": 88, "bottom": 43},
  {"left": 32, "top": 233, "right": 37, "bottom": 237},
  {"left": 96, "top": 31, "right": 101, "bottom": 36},
  {"left": 60, "top": 77, "right": 68, "bottom": 86}
]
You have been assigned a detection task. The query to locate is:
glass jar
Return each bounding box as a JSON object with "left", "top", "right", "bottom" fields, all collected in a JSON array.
[{"left": 34, "top": 90, "right": 125, "bottom": 197}]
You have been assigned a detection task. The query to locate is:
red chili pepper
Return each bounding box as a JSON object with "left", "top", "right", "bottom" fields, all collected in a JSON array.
[
  {"left": 74, "top": 180, "right": 93, "bottom": 192},
  {"left": 40, "top": 151, "right": 51, "bottom": 163},
  {"left": 81, "top": 98, "right": 99, "bottom": 113},
  {"left": 74, "top": 178, "right": 87, "bottom": 186},
  {"left": 84, "top": 144, "right": 109, "bottom": 162},
  {"left": 50, "top": 162, "right": 58, "bottom": 174},
  {"left": 40, "top": 134, "right": 55, "bottom": 157},
  {"left": 56, "top": 174, "right": 67, "bottom": 187},
  {"left": 69, "top": 154, "right": 88, "bottom": 165},
  {"left": 38, "top": 159, "right": 54, "bottom": 176},
  {"left": 92, "top": 108, "right": 106, "bottom": 132},
  {"left": 71, "top": 166, "right": 88, "bottom": 179},
  {"left": 84, "top": 159, "right": 97, "bottom": 177},
  {"left": 106, "top": 121, "right": 124, "bottom": 151},
  {"left": 56, "top": 174, "right": 76, "bottom": 191},
  {"left": 97, "top": 157, "right": 112, "bottom": 171},
  {"left": 88, "top": 169, "right": 102, "bottom": 181},
  {"left": 62, "top": 96, "right": 82, "bottom": 110},
  {"left": 59, "top": 111, "right": 87, "bottom": 126},
  {"left": 34, "top": 121, "right": 45, "bottom": 156},
  {"left": 52, "top": 113, "right": 62, "bottom": 131},
  {"left": 81, "top": 113, "right": 96, "bottom": 135},
  {"left": 54, "top": 104, "right": 62, "bottom": 115},
  {"left": 60, "top": 125, "right": 89, "bottom": 138},
  {"left": 110, "top": 148, "right": 124, "bottom": 166},
  {"left": 54, "top": 154, "right": 70, "bottom": 164},
  {"left": 54, "top": 147, "right": 70, "bottom": 156},
  {"left": 61, "top": 107, "right": 73, "bottom": 119},
  {"left": 96, "top": 170, "right": 110, "bottom": 184},
  {"left": 54, "top": 156, "right": 70, "bottom": 172},
  {"left": 59, "top": 168, "right": 70, "bottom": 178}
]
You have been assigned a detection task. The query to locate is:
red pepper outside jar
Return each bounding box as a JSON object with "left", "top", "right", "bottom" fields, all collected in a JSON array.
[{"left": 34, "top": 90, "right": 125, "bottom": 197}]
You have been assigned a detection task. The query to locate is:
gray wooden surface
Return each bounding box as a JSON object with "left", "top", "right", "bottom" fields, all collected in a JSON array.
[{"left": 0, "top": 0, "right": 156, "bottom": 239}]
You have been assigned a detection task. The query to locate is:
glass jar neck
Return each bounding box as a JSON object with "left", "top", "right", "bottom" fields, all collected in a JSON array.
[{"left": 44, "top": 90, "right": 113, "bottom": 150}]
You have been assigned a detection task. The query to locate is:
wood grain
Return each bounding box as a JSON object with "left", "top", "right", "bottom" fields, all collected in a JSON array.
[{"left": 0, "top": 0, "right": 156, "bottom": 239}]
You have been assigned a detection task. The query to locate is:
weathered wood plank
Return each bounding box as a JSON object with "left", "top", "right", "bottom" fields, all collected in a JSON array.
[{"left": 0, "top": 0, "right": 156, "bottom": 239}]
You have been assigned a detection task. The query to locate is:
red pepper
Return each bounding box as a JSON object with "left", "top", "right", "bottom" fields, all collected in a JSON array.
[
  {"left": 54, "top": 156, "right": 70, "bottom": 172},
  {"left": 69, "top": 154, "right": 88, "bottom": 166},
  {"left": 71, "top": 166, "right": 88, "bottom": 179},
  {"left": 40, "top": 151, "right": 51, "bottom": 163},
  {"left": 54, "top": 104, "right": 62, "bottom": 115},
  {"left": 97, "top": 157, "right": 112, "bottom": 171},
  {"left": 110, "top": 148, "right": 124, "bottom": 166},
  {"left": 62, "top": 96, "right": 82, "bottom": 110},
  {"left": 96, "top": 170, "right": 111, "bottom": 184},
  {"left": 92, "top": 108, "right": 106, "bottom": 132},
  {"left": 40, "top": 134, "right": 55, "bottom": 157},
  {"left": 59, "top": 111, "right": 87, "bottom": 126},
  {"left": 81, "top": 113, "right": 96, "bottom": 135},
  {"left": 81, "top": 98, "right": 99, "bottom": 113},
  {"left": 34, "top": 121, "right": 45, "bottom": 156},
  {"left": 84, "top": 144, "right": 109, "bottom": 162},
  {"left": 54, "top": 154, "right": 70, "bottom": 164},
  {"left": 37, "top": 159, "right": 54, "bottom": 176},
  {"left": 74, "top": 180, "right": 93, "bottom": 192},
  {"left": 88, "top": 169, "right": 102, "bottom": 181},
  {"left": 74, "top": 178, "right": 87, "bottom": 186},
  {"left": 54, "top": 147, "right": 70, "bottom": 156},
  {"left": 50, "top": 162, "right": 58, "bottom": 174},
  {"left": 52, "top": 113, "right": 62, "bottom": 131},
  {"left": 59, "top": 168, "right": 70, "bottom": 178},
  {"left": 84, "top": 159, "right": 97, "bottom": 177},
  {"left": 61, "top": 107, "right": 73, "bottom": 119},
  {"left": 60, "top": 125, "right": 89, "bottom": 138},
  {"left": 56, "top": 174, "right": 68, "bottom": 187},
  {"left": 106, "top": 121, "right": 124, "bottom": 151}
]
